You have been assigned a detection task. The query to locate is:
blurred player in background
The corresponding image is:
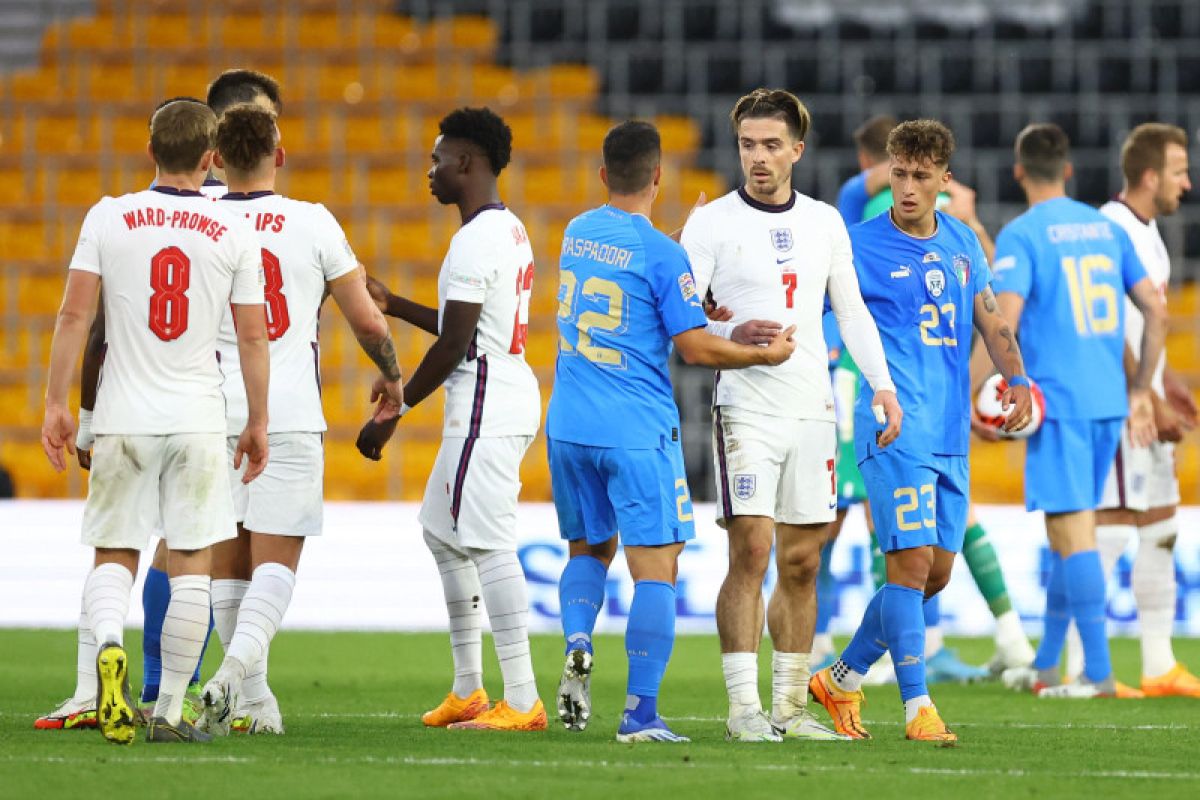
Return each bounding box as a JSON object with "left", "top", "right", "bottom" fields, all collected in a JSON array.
[
  {"left": 41, "top": 100, "right": 270, "bottom": 744},
  {"left": 989, "top": 123, "right": 1166, "bottom": 698},
  {"left": 1067, "top": 123, "right": 1199, "bottom": 696},
  {"left": 357, "top": 107, "right": 546, "bottom": 731},
  {"left": 810, "top": 120, "right": 1032, "bottom": 742},
  {"left": 682, "top": 89, "right": 900, "bottom": 743},
  {"left": 58, "top": 70, "right": 284, "bottom": 729},
  {"left": 195, "top": 105, "right": 402, "bottom": 737},
  {"left": 550, "top": 120, "right": 797, "bottom": 742}
]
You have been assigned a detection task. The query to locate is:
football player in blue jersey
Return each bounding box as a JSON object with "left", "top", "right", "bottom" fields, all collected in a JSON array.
[
  {"left": 810, "top": 120, "right": 1033, "bottom": 742},
  {"left": 988, "top": 123, "right": 1167, "bottom": 698},
  {"left": 549, "top": 121, "right": 797, "bottom": 742}
]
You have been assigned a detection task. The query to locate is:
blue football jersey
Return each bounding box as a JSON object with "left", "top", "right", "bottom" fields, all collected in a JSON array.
[
  {"left": 546, "top": 205, "right": 707, "bottom": 449},
  {"left": 836, "top": 171, "right": 870, "bottom": 228},
  {"left": 992, "top": 197, "right": 1147, "bottom": 420},
  {"left": 851, "top": 211, "right": 992, "bottom": 462}
]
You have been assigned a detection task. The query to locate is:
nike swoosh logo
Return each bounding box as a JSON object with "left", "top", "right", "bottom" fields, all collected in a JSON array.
[{"left": 776, "top": 258, "right": 793, "bottom": 265}]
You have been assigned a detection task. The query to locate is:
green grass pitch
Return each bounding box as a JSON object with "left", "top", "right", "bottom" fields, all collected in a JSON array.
[{"left": 2, "top": 630, "right": 1198, "bottom": 798}]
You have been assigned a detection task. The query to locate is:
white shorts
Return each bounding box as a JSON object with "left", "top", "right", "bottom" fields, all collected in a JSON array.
[
  {"left": 1099, "top": 426, "right": 1180, "bottom": 512},
  {"left": 228, "top": 432, "right": 324, "bottom": 537},
  {"left": 82, "top": 433, "right": 236, "bottom": 551},
  {"left": 419, "top": 435, "right": 533, "bottom": 550},
  {"left": 712, "top": 407, "right": 837, "bottom": 526}
]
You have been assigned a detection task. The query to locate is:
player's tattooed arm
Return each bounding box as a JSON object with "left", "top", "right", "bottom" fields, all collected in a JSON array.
[
  {"left": 366, "top": 276, "right": 439, "bottom": 335},
  {"left": 974, "top": 287, "right": 1033, "bottom": 432}
]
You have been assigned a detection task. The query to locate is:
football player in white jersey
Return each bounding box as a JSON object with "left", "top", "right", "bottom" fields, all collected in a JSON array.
[
  {"left": 681, "top": 88, "right": 901, "bottom": 742},
  {"left": 40, "top": 74, "right": 286, "bottom": 734},
  {"left": 194, "top": 104, "right": 403, "bottom": 736},
  {"left": 41, "top": 100, "right": 270, "bottom": 745},
  {"left": 358, "top": 107, "right": 544, "bottom": 731},
  {"left": 1082, "top": 123, "right": 1199, "bottom": 696}
]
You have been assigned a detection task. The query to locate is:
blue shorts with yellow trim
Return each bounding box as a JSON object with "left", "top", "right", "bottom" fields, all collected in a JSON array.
[
  {"left": 548, "top": 437, "right": 696, "bottom": 547},
  {"left": 1025, "top": 417, "right": 1123, "bottom": 513},
  {"left": 860, "top": 448, "right": 969, "bottom": 554}
]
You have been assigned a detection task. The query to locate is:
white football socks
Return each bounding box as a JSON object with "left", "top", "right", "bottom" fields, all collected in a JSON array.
[
  {"left": 904, "top": 694, "right": 933, "bottom": 724},
  {"left": 1135, "top": 519, "right": 1178, "bottom": 678},
  {"left": 83, "top": 563, "right": 133, "bottom": 647},
  {"left": 226, "top": 563, "right": 295, "bottom": 672},
  {"left": 1096, "top": 524, "right": 1133, "bottom": 579},
  {"left": 469, "top": 548, "right": 538, "bottom": 713},
  {"left": 722, "top": 652, "right": 760, "bottom": 713},
  {"left": 424, "top": 530, "right": 484, "bottom": 698},
  {"left": 73, "top": 604, "right": 97, "bottom": 702},
  {"left": 993, "top": 609, "right": 1035, "bottom": 664},
  {"left": 924, "top": 625, "right": 944, "bottom": 659},
  {"left": 771, "top": 651, "right": 811, "bottom": 720},
  {"left": 154, "top": 574, "right": 211, "bottom": 725},
  {"left": 830, "top": 658, "right": 867, "bottom": 692},
  {"left": 211, "top": 578, "right": 250, "bottom": 651}
]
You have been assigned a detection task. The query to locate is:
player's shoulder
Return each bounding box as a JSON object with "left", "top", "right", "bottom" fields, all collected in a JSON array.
[
  {"left": 934, "top": 210, "right": 981, "bottom": 246},
  {"left": 792, "top": 190, "right": 842, "bottom": 221},
  {"left": 1099, "top": 198, "right": 1152, "bottom": 234},
  {"left": 847, "top": 208, "right": 894, "bottom": 241}
]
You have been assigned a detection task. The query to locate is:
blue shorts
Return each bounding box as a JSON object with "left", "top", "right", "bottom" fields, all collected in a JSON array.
[
  {"left": 1025, "top": 417, "right": 1123, "bottom": 513},
  {"left": 548, "top": 437, "right": 696, "bottom": 547},
  {"left": 860, "top": 448, "right": 969, "bottom": 554}
]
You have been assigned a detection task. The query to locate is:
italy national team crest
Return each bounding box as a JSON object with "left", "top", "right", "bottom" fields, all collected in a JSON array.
[
  {"left": 770, "top": 228, "right": 793, "bottom": 253},
  {"left": 953, "top": 254, "right": 971, "bottom": 287},
  {"left": 734, "top": 474, "right": 756, "bottom": 500},
  {"left": 925, "top": 268, "right": 946, "bottom": 298}
]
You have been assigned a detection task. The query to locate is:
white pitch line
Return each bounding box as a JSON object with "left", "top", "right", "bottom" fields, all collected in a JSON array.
[{"left": 1, "top": 752, "right": 1196, "bottom": 781}]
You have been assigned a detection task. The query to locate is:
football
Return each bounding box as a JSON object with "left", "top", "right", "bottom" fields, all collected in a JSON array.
[{"left": 975, "top": 374, "right": 1046, "bottom": 439}]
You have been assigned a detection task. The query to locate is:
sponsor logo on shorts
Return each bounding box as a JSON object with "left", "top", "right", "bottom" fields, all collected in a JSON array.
[
  {"left": 770, "top": 228, "right": 793, "bottom": 252},
  {"left": 925, "top": 268, "right": 946, "bottom": 298},
  {"left": 734, "top": 473, "right": 756, "bottom": 500}
]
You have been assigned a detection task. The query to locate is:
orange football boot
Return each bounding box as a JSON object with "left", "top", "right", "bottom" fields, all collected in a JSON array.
[
  {"left": 905, "top": 706, "right": 957, "bottom": 742},
  {"left": 808, "top": 667, "right": 871, "bottom": 739},
  {"left": 1142, "top": 664, "right": 1200, "bottom": 698},
  {"left": 447, "top": 699, "right": 548, "bottom": 731},
  {"left": 1114, "top": 680, "right": 1145, "bottom": 699},
  {"left": 421, "top": 689, "right": 490, "bottom": 727}
]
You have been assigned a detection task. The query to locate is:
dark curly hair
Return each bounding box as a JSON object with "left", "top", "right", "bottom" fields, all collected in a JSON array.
[
  {"left": 216, "top": 104, "right": 278, "bottom": 172},
  {"left": 207, "top": 69, "right": 282, "bottom": 117},
  {"left": 887, "top": 119, "right": 955, "bottom": 167},
  {"left": 439, "top": 107, "right": 512, "bottom": 176}
]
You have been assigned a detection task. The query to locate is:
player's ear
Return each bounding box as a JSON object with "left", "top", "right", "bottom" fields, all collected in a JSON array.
[
  {"left": 1012, "top": 163, "right": 1025, "bottom": 184},
  {"left": 275, "top": 147, "right": 285, "bottom": 169},
  {"left": 212, "top": 151, "right": 226, "bottom": 170},
  {"left": 145, "top": 141, "right": 155, "bottom": 168},
  {"left": 198, "top": 149, "right": 214, "bottom": 173},
  {"left": 599, "top": 165, "right": 609, "bottom": 190},
  {"left": 791, "top": 139, "right": 805, "bottom": 163},
  {"left": 1062, "top": 161, "right": 1074, "bottom": 182}
]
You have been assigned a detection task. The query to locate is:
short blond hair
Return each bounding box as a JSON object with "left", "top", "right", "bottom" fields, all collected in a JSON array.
[{"left": 1121, "top": 123, "right": 1188, "bottom": 188}]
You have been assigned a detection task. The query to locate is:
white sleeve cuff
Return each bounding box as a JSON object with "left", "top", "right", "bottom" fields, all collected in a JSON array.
[{"left": 705, "top": 320, "right": 735, "bottom": 340}]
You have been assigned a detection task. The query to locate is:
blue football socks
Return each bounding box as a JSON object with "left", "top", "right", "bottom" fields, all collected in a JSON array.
[
  {"left": 1033, "top": 552, "right": 1068, "bottom": 671},
  {"left": 1064, "top": 550, "right": 1113, "bottom": 683},
  {"left": 840, "top": 586, "right": 887, "bottom": 674},
  {"left": 625, "top": 580, "right": 676, "bottom": 722},
  {"left": 559, "top": 555, "right": 608, "bottom": 655},
  {"left": 881, "top": 583, "right": 927, "bottom": 702},
  {"left": 140, "top": 566, "right": 170, "bottom": 702},
  {"left": 815, "top": 538, "right": 836, "bottom": 637},
  {"left": 924, "top": 593, "right": 940, "bottom": 629}
]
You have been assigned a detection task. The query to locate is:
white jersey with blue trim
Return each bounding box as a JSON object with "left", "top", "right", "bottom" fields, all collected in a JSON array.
[{"left": 438, "top": 204, "right": 540, "bottom": 439}]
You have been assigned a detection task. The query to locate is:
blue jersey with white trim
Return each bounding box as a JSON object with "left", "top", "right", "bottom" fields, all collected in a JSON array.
[
  {"left": 547, "top": 205, "right": 707, "bottom": 449},
  {"left": 992, "top": 197, "right": 1147, "bottom": 420},
  {"left": 851, "top": 211, "right": 991, "bottom": 461}
]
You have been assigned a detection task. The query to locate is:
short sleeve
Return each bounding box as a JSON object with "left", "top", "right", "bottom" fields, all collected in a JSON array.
[
  {"left": 990, "top": 226, "right": 1033, "bottom": 299},
  {"left": 228, "top": 222, "right": 266, "bottom": 305},
  {"left": 314, "top": 204, "right": 358, "bottom": 282},
  {"left": 648, "top": 241, "right": 707, "bottom": 337},
  {"left": 443, "top": 230, "right": 493, "bottom": 304},
  {"left": 1115, "top": 225, "right": 1149, "bottom": 291},
  {"left": 679, "top": 209, "right": 716, "bottom": 299},
  {"left": 972, "top": 237, "right": 992, "bottom": 295},
  {"left": 67, "top": 199, "right": 109, "bottom": 275},
  {"left": 836, "top": 172, "right": 869, "bottom": 227}
]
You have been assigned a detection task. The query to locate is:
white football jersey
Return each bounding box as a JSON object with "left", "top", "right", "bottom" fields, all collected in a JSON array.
[
  {"left": 438, "top": 204, "right": 540, "bottom": 438},
  {"left": 682, "top": 188, "right": 892, "bottom": 421},
  {"left": 68, "top": 187, "right": 264, "bottom": 435},
  {"left": 1100, "top": 199, "right": 1169, "bottom": 393},
  {"left": 215, "top": 192, "right": 358, "bottom": 433}
]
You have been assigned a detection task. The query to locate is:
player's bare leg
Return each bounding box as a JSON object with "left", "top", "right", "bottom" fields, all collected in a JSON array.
[
  {"left": 768, "top": 524, "right": 846, "bottom": 740},
  {"left": 717, "top": 515, "right": 779, "bottom": 741},
  {"left": 87, "top": 548, "right": 141, "bottom": 744},
  {"left": 557, "top": 537, "right": 617, "bottom": 730},
  {"left": 203, "top": 532, "right": 301, "bottom": 735}
]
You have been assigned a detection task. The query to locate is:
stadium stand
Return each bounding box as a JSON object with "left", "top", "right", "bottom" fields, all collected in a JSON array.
[{"left": 0, "top": 0, "right": 1195, "bottom": 504}]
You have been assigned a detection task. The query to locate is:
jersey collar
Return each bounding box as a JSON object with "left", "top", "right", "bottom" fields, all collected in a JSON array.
[
  {"left": 737, "top": 186, "right": 795, "bottom": 213},
  {"left": 151, "top": 185, "right": 204, "bottom": 198},
  {"left": 1114, "top": 194, "right": 1153, "bottom": 226},
  {"left": 462, "top": 202, "right": 506, "bottom": 225},
  {"left": 222, "top": 190, "right": 275, "bottom": 201}
]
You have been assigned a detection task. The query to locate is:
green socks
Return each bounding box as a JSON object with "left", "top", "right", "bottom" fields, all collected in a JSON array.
[{"left": 963, "top": 523, "right": 1013, "bottom": 618}]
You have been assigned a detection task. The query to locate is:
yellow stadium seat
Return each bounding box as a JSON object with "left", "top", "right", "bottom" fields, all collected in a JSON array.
[
  {"left": 142, "top": 15, "right": 207, "bottom": 51},
  {"left": 0, "top": 220, "right": 50, "bottom": 260},
  {"left": 386, "top": 219, "right": 441, "bottom": 263},
  {"left": 281, "top": 116, "right": 333, "bottom": 155},
  {"left": 0, "top": 167, "right": 44, "bottom": 205},
  {"left": 107, "top": 114, "right": 150, "bottom": 154},
  {"left": 215, "top": 13, "right": 284, "bottom": 50},
  {"left": 78, "top": 65, "right": 140, "bottom": 103},
  {"left": 159, "top": 65, "right": 213, "bottom": 100},
  {"left": 386, "top": 64, "right": 441, "bottom": 102},
  {"left": 656, "top": 116, "right": 701, "bottom": 154},
  {"left": 280, "top": 167, "right": 336, "bottom": 203},
  {"left": 521, "top": 164, "right": 597, "bottom": 207},
  {"left": 297, "top": 13, "right": 350, "bottom": 50},
  {"left": 366, "top": 15, "right": 420, "bottom": 51},
  {"left": 46, "top": 166, "right": 106, "bottom": 206},
  {"left": 34, "top": 115, "right": 101, "bottom": 155},
  {"left": 17, "top": 274, "right": 65, "bottom": 315}
]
